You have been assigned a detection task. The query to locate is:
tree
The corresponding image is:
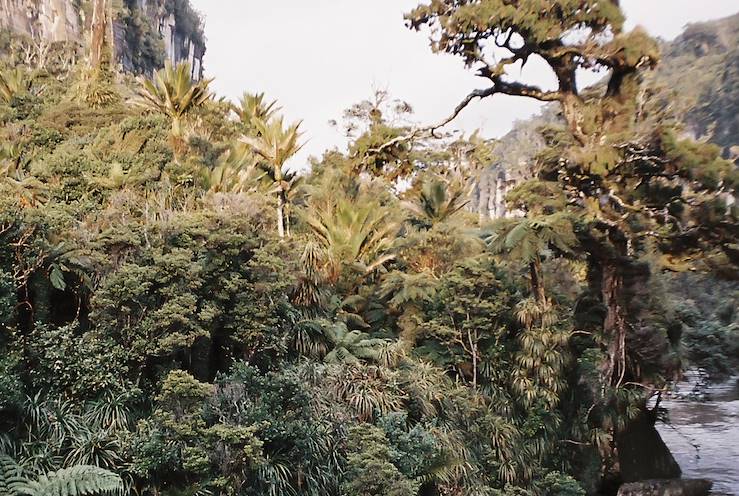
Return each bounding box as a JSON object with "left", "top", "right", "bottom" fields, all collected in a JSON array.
[
  {"left": 486, "top": 211, "right": 577, "bottom": 305},
  {"left": 408, "top": 0, "right": 736, "bottom": 482},
  {"left": 317, "top": 320, "right": 398, "bottom": 367},
  {"left": 133, "top": 61, "right": 214, "bottom": 137},
  {"left": 233, "top": 92, "right": 281, "bottom": 134},
  {"left": 340, "top": 424, "right": 419, "bottom": 496},
  {"left": 0, "top": 68, "right": 31, "bottom": 104},
  {"left": 241, "top": 117, "right": 304, "bottom": 238},
  {"left": 406, "top": 0, "right": 658, "bottom": 148},
  {"left": 303, "top": 197, "right": 398, "bottom": 290},
  {"left": 403, "top": 176, "right": 471, "bottom": 228}
]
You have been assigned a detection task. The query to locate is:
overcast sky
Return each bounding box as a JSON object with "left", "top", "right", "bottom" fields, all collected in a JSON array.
[{"left": 189, "top": 1, "right": 738, "bottom": 168}]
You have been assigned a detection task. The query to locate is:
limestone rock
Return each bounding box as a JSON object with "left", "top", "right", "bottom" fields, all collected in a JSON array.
[{"left": 0, "top": 0, "right": 206, "bottom": 78}]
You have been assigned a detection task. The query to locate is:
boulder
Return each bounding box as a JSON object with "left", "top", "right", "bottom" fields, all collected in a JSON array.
[{"left": 617, "top": 479, "right": 713, "bottom": 496}]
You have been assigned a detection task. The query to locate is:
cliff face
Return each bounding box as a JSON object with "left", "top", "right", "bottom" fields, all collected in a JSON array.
[
  {"left": 471, "top": 108, "right": 555, "bottom": 221},
  {"left": 0, "top": 0, "right": 81, "bottom": 42},
  {"left": 655, "top": 13, "right": 739, "bottom": 158},
  {"left": 472, "top": 13, "right": 739, "bottom": 220},
  {"left": 0, "top": 0, "right": 205, "bottom": 78}
]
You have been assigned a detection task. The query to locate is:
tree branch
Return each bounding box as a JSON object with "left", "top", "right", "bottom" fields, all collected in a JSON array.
[{"left": 357, "top": 78, "right": 561, "bottom": 161}]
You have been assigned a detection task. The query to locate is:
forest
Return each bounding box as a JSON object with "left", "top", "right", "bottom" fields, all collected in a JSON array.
[{"left": 0, "top": 1, "right": 737, "bottom": 495}]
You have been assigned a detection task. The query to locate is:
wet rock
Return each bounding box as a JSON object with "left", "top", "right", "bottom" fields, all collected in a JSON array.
[
  {"left": 617, "top": 410, "right": 682, "bottom": 482},
  {"left": 617, "top": 479, "right": 712, "bottom": 496}
]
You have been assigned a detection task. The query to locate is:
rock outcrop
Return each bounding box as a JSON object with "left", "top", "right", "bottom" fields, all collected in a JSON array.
[
  {"left": 0, "top": 0, "right": 205, "bottom": 78},
  {"left": 0, "top": 0, "right": 80, "bottom": 42},
  {"left": 617, "top": 479, "right": 712, "bottom": 496},
  {"left": 471, "top": 109, "right": 552, "bottom": 221}
]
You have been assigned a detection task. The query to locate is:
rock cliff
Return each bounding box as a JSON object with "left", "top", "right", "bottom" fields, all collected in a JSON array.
[{"left": 0, "top": 0, "right": 205, "bottom": 78}]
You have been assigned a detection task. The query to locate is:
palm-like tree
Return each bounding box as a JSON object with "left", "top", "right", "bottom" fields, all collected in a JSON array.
[
  {"left": 304, "top": 197, "right": 398, "bottom": 287},
  {"left": 403, "top": 176, "right": 471, "bottom": 227},
  {"left": 204, "top": 142, "right": 258, "bottom": 194},
  {"left": 233, "top": 92, "right": 281, "bottom": 133},
  {"left": 1, "top": 455, "right": 123, "bottom": 496},
  {"left": 241, "top": 117, "right": 304, "bottom": 238},
  {"left": 485, "top": 212, "right": 577, "bottom": 304},
  {"left": 1, "top": 145, "right": 47, "bottom": 207},
  {"left": 133, "top": 61, "right": 213, "bottom": 137},
  {"left": 324, "top": 321, "right": 400, "bottom": 367},
  {"left": 487, "top": 213, "right": 575, "bottom": 411},
  {"left": 0, "top": 68, "right": 31, "bottom": 103}
]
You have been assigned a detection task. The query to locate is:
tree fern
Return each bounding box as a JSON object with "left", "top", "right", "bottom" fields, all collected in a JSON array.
[
  {"left": 9, "top": 463, "right": 123, "bottom": 496},
  {"left": 0, "top": 456, "right": 26, "bottom": 496}
]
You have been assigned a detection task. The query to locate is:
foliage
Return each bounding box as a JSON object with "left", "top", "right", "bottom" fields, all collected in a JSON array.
[
  {"left": 340, "top": 424, "right": 419, "bottom": 496},
  {"left": 133, "top": 61, "right": 213, "bottom": 136},
  {"left": 0, "top": 68, "right": 31, "bottom": 104},
  {"left": 0, "top": 6, "right": 736, "bottom": 496},
  {"left": 304, "top": 196, "right": 399, "bottom": 292},
  {"left": 241, "top": 115, "right": 304, "bottom": 237},
  {"left": 6, "top": 462, "right": 124, "bottom": 496}
]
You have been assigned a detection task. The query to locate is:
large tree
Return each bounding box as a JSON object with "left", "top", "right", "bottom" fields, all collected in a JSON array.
[{"left": 407, "top": 0, "right": 737, "bottom": 484}]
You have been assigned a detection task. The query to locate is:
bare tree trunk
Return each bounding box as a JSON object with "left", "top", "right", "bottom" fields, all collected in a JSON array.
[
  {"left": 529, "top": 257, "right": 546, "bottom": 305},
  {"left": 602, "top": 261, "right": 628, "bottom": 389},
  {"left": 90, "top": 0, "right": 107, "bottom": 68},
  {"left": 276, "top": 191, "right": 286, "bottom": 238}
]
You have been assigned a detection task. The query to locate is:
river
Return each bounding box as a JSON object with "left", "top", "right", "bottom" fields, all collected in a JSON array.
[{"left": 656, "top": 372, "right": 739, "bottom": 495}]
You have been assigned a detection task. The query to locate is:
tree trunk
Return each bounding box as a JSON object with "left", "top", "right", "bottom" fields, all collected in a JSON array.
[
  {"left": 172, "top": 117, "right": 182, "bottom": 137},
  {"left": 602, "top": 261, "right": 628, "bottom": 387},
  {"left": 276, "top": 191, "right": 286, "bottom": 238},
  {"left": 90, "top": 0, "right": 107, "bottom": 69},
  {"left": 529, "top": 257, "right": 546, "bottom": 305},
  {"left": 560, "top": 93, "right": 587, "bottom": 146}
]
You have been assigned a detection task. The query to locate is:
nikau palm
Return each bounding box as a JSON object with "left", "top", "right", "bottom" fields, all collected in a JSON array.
[
  {"left": 0, "top": 68, "right": 31, "bottom": 103},
  {"left": 234, "top": 92, "right": 281, "bottom": 132},
  {"left": 304, "top": 197, "right": 398, "bottom": 287},
  {"left": 133, "top": 61, "right": 213, "bottom": 137},
  {"left": 321, "top": 321, "right": 397, "bottom": 366},
  {"left": 241, "top": 116, "right": 304, "bottom": 238},
  {"left": 205, "top": 142, "right": 258, "bottom": 193},
  {"left": 403, "top": 176, "right": 471, "bottom": 227}
]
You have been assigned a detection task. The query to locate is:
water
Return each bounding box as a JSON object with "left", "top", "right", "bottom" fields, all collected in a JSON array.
[{"left": 656, "top": 372, "right": 739, "bottom": 496}]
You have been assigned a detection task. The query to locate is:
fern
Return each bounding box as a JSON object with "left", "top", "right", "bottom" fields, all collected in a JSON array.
[
  {"left": 0, "top": 455, "right": 26, "bottom": 495},
  {"left": 11, "top": 464, "right": 123, "bottom": 496}
]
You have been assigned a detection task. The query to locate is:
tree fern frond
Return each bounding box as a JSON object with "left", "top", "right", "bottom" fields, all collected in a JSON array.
[{"left": 14, "top": 465, "right": 123, "bottom": 496}]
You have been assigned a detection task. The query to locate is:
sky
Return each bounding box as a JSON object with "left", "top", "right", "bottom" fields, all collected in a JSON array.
[{"left": 189, "top": 0, "right": 739, "bottom": 169}]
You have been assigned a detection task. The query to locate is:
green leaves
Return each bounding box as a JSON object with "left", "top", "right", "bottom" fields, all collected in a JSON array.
[
  {"left": 0, "top": 456, "right": 26, "bottom": 496},
  {"left": 0, "top": 68, "right": 31, "bottom": 104},
  {"left": 49, "top": 264, "right": 66, "bottom": 291},
  {"left": 14, "top": 465, "right": 123, "bottom": 496},
  {"left": 486, "top": 212, "right": 577, "bottom": 265},
  {"left": 234, "top": 92, "right": 281, "bottom": 132},
  {"left": 403, "top": 176, "right": 470, "bottom": 227},
  {"left": 0, "top": 456, "right": 123, "bottom": 496},
  {"left": 304, "top": 196, "right": 399, "bottom": 289},
  {"left": 133, "top": 61, "right": 213, "bottom": 135}
]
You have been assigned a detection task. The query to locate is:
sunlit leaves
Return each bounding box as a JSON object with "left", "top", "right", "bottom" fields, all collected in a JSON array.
[{"left": 133, "top": 61, "right": 213, "bottom": 136}]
